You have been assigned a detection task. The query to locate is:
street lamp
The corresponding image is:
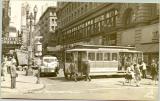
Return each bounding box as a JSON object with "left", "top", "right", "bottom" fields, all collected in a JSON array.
[{"left": 26, "top": 4, "right": 38, "bottom": 76}]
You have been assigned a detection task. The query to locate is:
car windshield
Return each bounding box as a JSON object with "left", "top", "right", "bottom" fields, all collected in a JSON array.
[{"left": 43, "top": 59, "right": 55, "bottom": 63}]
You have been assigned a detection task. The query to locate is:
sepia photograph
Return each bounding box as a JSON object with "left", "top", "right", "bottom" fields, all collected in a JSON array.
[{"left": 1, "top": 0, "right": 159, "bottom": 100}]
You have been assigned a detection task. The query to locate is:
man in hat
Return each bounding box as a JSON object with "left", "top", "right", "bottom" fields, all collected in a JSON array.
[
  {"left": 82, "top": 60, "right": 91, "bottom": 81},
  {"left": 10, "top": 59, "right": 17, "bottom": 89},
  {"left": 6, "top": 56, "right": 12, "bottom": 74}
]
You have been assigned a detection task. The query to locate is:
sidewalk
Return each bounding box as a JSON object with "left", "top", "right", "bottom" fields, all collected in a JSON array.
[{"left": 1, "top": 71, "right": 45, "bottom": 94}]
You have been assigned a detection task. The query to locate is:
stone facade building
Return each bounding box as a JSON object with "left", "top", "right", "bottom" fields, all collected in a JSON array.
[
  {"left": 38, "top": 7, "right": 57, "bottom": 55},
  {"left": 54, "top": 2, "right": 159, "bottom": 65}
]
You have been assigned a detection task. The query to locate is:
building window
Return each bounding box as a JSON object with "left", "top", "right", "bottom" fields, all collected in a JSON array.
[
  {"left": 157, "top": 4, "right": 159, "bottom": 16},
  {"left": 123, "top": 8, "right": 136, "bottom": 26},
  {"left": 85, "top": 4, "right": 88, "bottom": 12},
  {"left": 52, "top": 26, "right": 55, "bottom": 31},
  {"left": 152, "top": 31, "right": 159, "bottom": 42},
  {"left": 103, "top": 33, "right": 117, "bottom": 45},
  {"left": 75, "top": 12, "right": 77, "bottom": 18},
  {"left": 52, "top": 19, "right": 55, "bottom": 23},
  {"left": 105, "top": 9, "right": 118, "bottom": 27},
  {"left": 81, "top": 7, "right": 84, "bottom": 14},
  {"left": 72, "top": 14, "right": 74, "bottom": 20}
]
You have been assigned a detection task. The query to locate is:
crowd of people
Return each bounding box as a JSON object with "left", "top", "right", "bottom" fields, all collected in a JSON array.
[
  {"left": 123, "top": 60, "right": 159, "bottom": 87},
  {"left": 1, "top": 55, "right": 41, "bottom": 89}
]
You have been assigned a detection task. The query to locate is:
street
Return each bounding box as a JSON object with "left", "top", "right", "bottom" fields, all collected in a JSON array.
[{"left": 1, "top": 69, "right": 158, "bottom": 101}]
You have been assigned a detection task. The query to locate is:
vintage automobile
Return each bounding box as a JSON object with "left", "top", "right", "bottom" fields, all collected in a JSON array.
[{"left": 40, "top": 55, "right": 59, "bottom": 76}]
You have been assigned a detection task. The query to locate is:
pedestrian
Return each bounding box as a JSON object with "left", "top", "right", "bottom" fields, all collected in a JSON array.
[
  {"left": 34, "top": 64, "right": 40, "bottom": 84},
  {"left": 1, "top": 56, "right": 8, "bottom": 81},
  {"left": 123, "top": 63, "right": 134, "bottom": 85},
  {"left": 35, "top": 58, "right": 41, "bottom": 84},
  {"left": 1, "top": 62, "right": 5, "bottom": 81},
  {"left": 82, "top": 60, "right": 91, "bottom": 81},
  {"left": 11, "top": 56, "right": 17, "bottom": 65},
  {"left": 140, "top": 61, "right": 147, "bottom": 79},
  {"left": 69, "top": 57, "right": 78, "bottom": 82},
  {"left": 10, "top": 59, "right": 17, "bottom": 89},
  {"left": 134, "top": 64, "right": 141, "bottom": 87},
  {"left": 6, "top": 57, "right": 12, "bottom": 74},
  {"left": 150, "top": 59, "right": 158, "bottom": 85},
  {"left": 59, "top": 59, "right": 64, "bottom": 69}
]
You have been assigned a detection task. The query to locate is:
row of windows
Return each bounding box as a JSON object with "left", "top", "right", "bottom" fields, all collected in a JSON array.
[
  {"left": 61, "top": 3, "right": 101, "bottom": 17},
  {"left": 61, "top": 3, "right": 103, "bottom": 27},
  {"left": 51, "top": 18, "right": 58, "bottom": 23},
  {"left": 60, "top": 9, "right": 118, "bottom": 44},
  {"left": 88, "top": 52, "right": 118, "bottom": 61}
]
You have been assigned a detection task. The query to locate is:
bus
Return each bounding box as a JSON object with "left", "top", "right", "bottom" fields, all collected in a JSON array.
[{"left": 63, "top": 45, "right": 143, "bottom": 77}]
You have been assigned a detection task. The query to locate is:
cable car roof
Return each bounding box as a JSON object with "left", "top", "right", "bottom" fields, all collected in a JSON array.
[
  {"left": 73, "top": 44, "right": 136, "bottom": 49},
  {"left": 66, "top": 48, "right": 142, "bottom": 53}
]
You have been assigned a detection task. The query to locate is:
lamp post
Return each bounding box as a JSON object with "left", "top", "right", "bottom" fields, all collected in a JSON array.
[{"left": 26, "top": 4, "right": 38, "bottom": 76}]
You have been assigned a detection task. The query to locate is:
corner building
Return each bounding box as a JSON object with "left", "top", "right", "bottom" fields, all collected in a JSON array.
[
  {"left": 55, "top": 2, "right": 159, "bottom": 66},
  {"left": 38, "top": 7, "right": 57, "bottom": 55}
]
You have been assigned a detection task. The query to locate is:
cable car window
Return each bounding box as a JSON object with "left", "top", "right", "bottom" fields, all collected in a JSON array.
[
  {"left": 112, "top": 53, "right": 117, "bottom": 61},
  {"left": 104, "top": 53, "right": 110, "bottom": 61},
  {"left": 66, "top": 53, "right": 72, "bottom": 62},
  {"left": 88, "top": 52, "right": 95, "bottom": 61},
  {"left": 96, "top": 53, "right": 103, "bottom": 61}
]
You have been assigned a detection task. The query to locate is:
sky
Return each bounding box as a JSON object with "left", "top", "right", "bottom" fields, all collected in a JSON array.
[{"left": 10, "top": 0, "right": 57, "bottom": 31}]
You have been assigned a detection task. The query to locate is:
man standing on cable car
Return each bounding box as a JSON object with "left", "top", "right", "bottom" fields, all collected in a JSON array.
[{"left": 83, "top": 60, "right": 91, "bottom": 81}]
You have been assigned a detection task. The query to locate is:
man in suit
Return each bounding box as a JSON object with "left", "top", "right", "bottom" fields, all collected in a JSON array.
[
  {"left": 10, "top": 59, "right": 17, "bottom": 89},
  {"left": 83, "top": 60, "right": 91, "bottom": 81}
]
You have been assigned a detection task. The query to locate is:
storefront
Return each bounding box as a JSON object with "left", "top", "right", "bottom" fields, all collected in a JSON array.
[{"left": 2, "top": 37, "right": 22, "bottom": 56}]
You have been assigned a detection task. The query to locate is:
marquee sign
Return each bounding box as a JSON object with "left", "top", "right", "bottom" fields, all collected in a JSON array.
[{"left": 2, "top": 37, "right": 22, "bottom": 44}]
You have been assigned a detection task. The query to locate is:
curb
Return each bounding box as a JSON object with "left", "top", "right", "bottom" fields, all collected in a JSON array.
[{"left": 26, "top": 82, "right": 46, "bottom": 93}]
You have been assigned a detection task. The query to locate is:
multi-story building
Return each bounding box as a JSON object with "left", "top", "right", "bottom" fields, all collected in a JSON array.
[
  {"left": 55, "top": 2, "right": 159, "bottom": 65},
  {"left": 2, "top": 0, "right": 22, "bottom": 56},
  {"left": 2, "top": 0, "right": 10, "bottom": 37},
  {"left": 20, "top": 3, "right": 28, "bottom": 48},
  {"left": 2, "top": 25, "right": 22, "bottom": 55},
  {"left": 32, "top": 22, "right": 41, "bottom": 56},
  {"left": 38, "top": 6, "right": 57, "bottom": 55}
]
